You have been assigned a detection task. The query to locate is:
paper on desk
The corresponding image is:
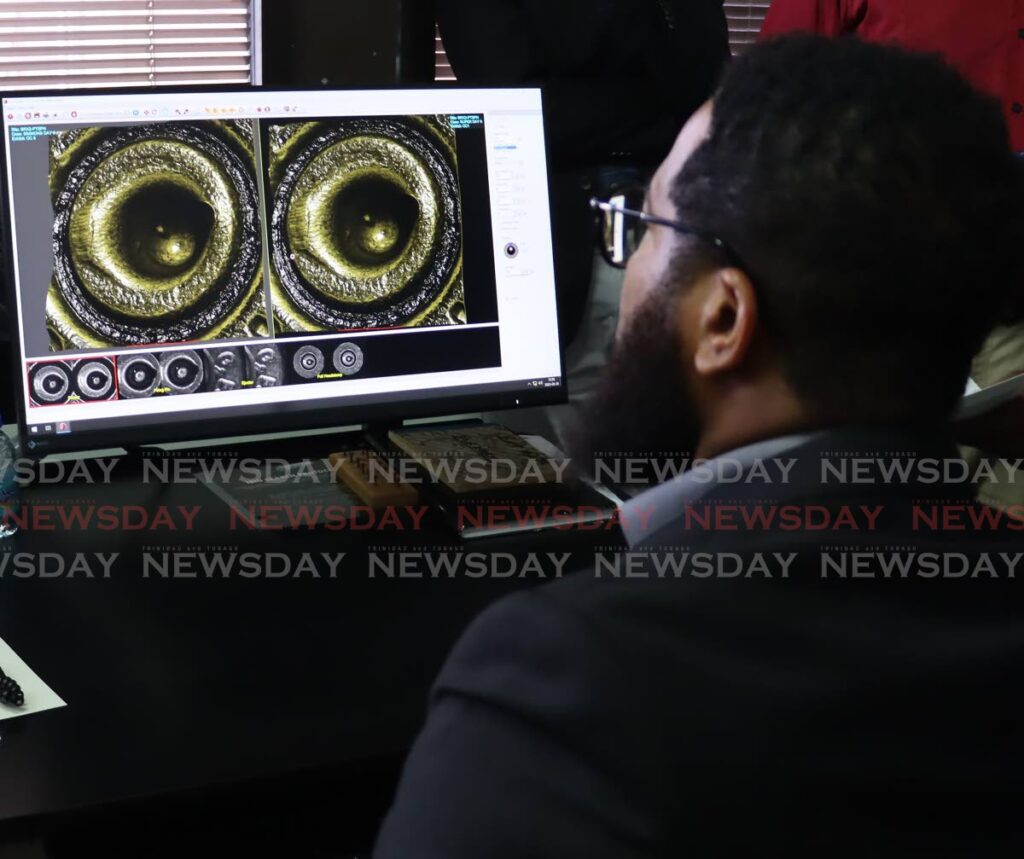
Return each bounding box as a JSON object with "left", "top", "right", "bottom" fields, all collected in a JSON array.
[{"left": 0, "top": 635, "right": 66, "bottom": 721}]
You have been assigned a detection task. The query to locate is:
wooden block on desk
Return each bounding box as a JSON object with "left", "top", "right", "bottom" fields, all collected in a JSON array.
[{"left": 329, "top": 450, "right": 420, "bottom": 509}]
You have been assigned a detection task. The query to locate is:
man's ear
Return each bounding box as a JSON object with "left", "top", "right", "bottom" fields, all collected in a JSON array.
[{"left": 691, "top": 268, "right": 758, "bottom": 377}]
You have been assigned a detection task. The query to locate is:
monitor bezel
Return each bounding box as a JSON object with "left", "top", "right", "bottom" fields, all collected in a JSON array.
[{"left": 0, "top": 83, "right": 567, "bottom": 457}]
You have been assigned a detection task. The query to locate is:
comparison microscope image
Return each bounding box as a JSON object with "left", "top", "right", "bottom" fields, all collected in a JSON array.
[
  {"left": 265, "top": 115, "right": 466, "bottom": 333},
  {"left": 46, "top": 120, "right": 266, "bottom": 352}
]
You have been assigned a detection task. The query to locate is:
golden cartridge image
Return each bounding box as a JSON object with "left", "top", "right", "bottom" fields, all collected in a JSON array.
[
  {"left": 265, "top": 115, "right": 465, "bottom": 333},
  {"left": 46, "top": 120, "right": 266, "bottom": 351}
]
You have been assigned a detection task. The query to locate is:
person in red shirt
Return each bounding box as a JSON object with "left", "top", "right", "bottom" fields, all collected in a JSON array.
[{"left": 760, "top": 0, "right": 1024, "bottom": 153}]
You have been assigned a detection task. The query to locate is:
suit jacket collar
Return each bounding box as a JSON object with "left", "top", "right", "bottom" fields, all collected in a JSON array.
[{"left": 620, "top": 424, "right": 968, "bottom": 548}]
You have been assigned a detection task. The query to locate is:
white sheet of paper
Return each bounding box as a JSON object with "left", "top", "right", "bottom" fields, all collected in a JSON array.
[{"left": 0, "top": 635, "right": 66, "bottom": 721}]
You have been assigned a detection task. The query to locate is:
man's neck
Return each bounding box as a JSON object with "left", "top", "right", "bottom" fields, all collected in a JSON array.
[{"left": 694, "top": 387, "right": 812, "bottom": 461}]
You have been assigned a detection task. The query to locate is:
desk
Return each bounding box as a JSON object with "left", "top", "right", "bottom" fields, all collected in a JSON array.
[{"left": 0, "top": 431, "right": 621, "bottom": 852}]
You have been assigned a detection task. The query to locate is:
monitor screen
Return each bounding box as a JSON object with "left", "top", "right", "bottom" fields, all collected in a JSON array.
[{"left": 1, "top": 87, "right": 563, "bottom": 455}]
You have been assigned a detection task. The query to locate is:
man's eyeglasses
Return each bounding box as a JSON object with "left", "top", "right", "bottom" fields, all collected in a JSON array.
[{"left": 590, "top": 190, "right": 743, "bottom": 270}]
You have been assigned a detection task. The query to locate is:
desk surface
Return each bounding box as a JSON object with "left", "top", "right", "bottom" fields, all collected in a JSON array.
[{"left": 0, "top": 432, "right": 619, "bottom": 834}]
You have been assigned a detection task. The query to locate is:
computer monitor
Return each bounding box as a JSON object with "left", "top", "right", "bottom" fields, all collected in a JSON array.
[{"left": 0, "top": 87, "right": 564, "bottom": 455}]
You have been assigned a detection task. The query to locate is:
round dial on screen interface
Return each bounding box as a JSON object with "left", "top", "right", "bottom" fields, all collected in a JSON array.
[
  {"left": 293, "top": 344, "right": 326, "bottom": 379},
  {"left": 160, "top": 350, "right": 204, "bottom": 395},
  {"left": 332, "top": 342, "right": 364, "bottom": 375},
  {"left": 76, "top": 360, "right": 115, "bottom": 400},
  {"left": 118, "top": 354, "right": 161, "bottom": 398},
  {"left": 32, "top": 364, "right": 71, "bottom": 403}
]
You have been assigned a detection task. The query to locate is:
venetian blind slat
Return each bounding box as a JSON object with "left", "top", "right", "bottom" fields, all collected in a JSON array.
[{"left": 0, "top": 0, "right": 253, "bottom": 89}]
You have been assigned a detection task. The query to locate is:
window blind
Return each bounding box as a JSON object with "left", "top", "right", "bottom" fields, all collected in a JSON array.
[
  {"left": 725, "top": 0, "right": 772, "bottom": 54},
  {"left": 0, "top": 0, "right": 255, "bottom": 90},
  {"left": 434, "top": 24, "right": 454, "bottom": 81}
]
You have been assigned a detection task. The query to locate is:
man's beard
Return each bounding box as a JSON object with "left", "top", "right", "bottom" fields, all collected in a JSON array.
[{"left": 569, "top": 287, "right": 702, "bottom": 482}]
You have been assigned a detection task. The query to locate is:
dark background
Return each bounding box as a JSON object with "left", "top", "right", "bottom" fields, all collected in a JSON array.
[{"left": 261, "top": 0, "right": 436, "bottom": 88}]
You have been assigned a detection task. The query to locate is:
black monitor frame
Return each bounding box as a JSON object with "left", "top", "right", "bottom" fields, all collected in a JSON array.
[{"left": 0, "top": 83, "right": 566, "bottom": 457}]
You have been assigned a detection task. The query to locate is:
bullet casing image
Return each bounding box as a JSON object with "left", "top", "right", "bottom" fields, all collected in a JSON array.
[
  {"left": 266, "top": 115, "right": 466, "bottom": 333},
  {"left": 46, "top": 121, "right": 266, "bottom": 352}
]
